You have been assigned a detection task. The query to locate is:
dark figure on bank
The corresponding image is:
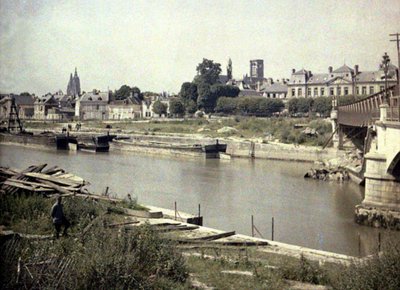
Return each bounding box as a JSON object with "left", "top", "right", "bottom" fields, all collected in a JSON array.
[{"left": 51, "top": 196, "right": 70, "bottom": 238}]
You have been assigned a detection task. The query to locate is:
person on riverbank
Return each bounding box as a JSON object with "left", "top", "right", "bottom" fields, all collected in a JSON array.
[{"left": 51, "top": 195, "right": 70, "bottom": 238}]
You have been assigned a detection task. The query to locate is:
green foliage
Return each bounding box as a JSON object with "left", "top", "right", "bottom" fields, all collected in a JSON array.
[
  {"left": 194, "top": 58, "right": 222, "bottom": 85},
  {"left": 179, "top": 82, "right": 198, "bottom": 103},
  {"left": 185, "top": 99, "right": 198, "bottom": 114},
  {"left": 0, "top": 225, "right": 188, "bottom": 289},
  {"left": 169, "top": 98, "right": 185, "bottom": 116},
  {"left": 215, "top": 97, "right": 238, "bottom": 114},
  {"left": 210, "top": 84, "right": 240, "bottom": 98},
  {"left": 197, "top": 82, "right": 215, "bottom": 113},
  {"left": 114, "top": 85, "right": 143, "bottom": 100},
  {"left": 279, "top": 254, "right": 329, "bottom": 285},
  {"left": 313, "top": 96, "right": 332, "bottom": 117},
  {"left": 152, "top": 100, "right": 168, "bottom": 116},
  {"left": 332, "top": 240, "right": 400, "bottom": 290},
  {"left": 236, "top": 97, "right": 284, "bottom": 116},
  {"left": 297, "top": 98, "right": 314, "bottom": 113}
]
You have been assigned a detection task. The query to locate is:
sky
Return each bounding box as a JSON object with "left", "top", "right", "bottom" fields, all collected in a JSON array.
[{"left": 0, "top": 0, "right": 399, "bottom": 96}]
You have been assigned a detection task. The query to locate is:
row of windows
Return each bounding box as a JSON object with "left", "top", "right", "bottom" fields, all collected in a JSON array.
[{"left": 291, "top": 85, "right": 385, "bottom": 97}]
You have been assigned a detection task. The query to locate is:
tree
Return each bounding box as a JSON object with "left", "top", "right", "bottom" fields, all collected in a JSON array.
[
  {"left": 152, "top": 100, "right": 168, "bottom": 116},
  {"left": 313, "top": 97, "right": 332, "bottom": 117},
  {"left": 179, "top": 82, "right": 198, "bottom": 103},
  {"left": 288, "top": 98, "right": 299, "bottom": 115},
  {"left": 215, "top": 97, "right": 238, "bottom": 114},
  {"left": 169, "top": 98, "right": 185, "bottom": 116},
  {"left": 185, "top": 100, "right": 198, "bottom": 114},
  {"left": 194, "top": 58, "right": 222, "bottom": 85},
  {"left": 210, "top": 84, "right": 240, "bottom": 99},
  {"left": 20, "top": 92, "right": 31, "bottom": 97},
  {"left": 297, "top": 98, "right": 314, "bottom": 114},
  {"left": 196, "top": 82, "right": 215, "bottom": 113},
  {"left": 115, "top": 85, "right": 143, "bottom": 100}
]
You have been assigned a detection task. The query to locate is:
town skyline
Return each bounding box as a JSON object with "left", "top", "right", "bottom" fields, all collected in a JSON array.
[{"left": 1, "top": 0, "right": 399, "bottom": 96}]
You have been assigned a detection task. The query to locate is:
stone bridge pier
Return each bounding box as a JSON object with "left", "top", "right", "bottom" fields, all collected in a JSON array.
[{"left": 355, "top": 104, "right": 400, "bottom": 229}]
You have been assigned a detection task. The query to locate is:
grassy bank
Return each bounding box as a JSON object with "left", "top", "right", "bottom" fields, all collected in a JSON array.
[
  {"left": 1, "top": 193, "right": 399, "bottom": 289},
  {"left": 24, "top": 116, "right": 333, "bottom": 147}
]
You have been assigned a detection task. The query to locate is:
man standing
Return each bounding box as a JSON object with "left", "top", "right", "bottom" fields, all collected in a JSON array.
[{"left": 51, "top": 195, "right": 70, "bottom": 238}]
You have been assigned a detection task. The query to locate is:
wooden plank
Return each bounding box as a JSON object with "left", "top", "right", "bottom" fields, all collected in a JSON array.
[
  {"left": 154, "top": 225, "right": 199, "bottom": 232},
  {"left": 187, "top": 231, "right": 236, "bottom": 241},
  {"left": 40, "top": 180, "right": 74, "bottom": 195},
  {"left": 7, "top": 178, "right": 54, "bottom": 188},
  {"left": 107, "top": 221, "right": 140, "bottom": 228},
  {"left": 3, "top": 180, "right": 34, "bottom": 191},
  {"left": 24, "top": 172, "right": 83, "bottom": 187}
]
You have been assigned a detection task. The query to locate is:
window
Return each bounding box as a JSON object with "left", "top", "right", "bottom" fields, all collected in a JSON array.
[
  {"left": 356, "top": 87, "right": 360, "bottom": 95},
  {"left": 321, "top": 88, "right": 325, "bottom": 96},
  {"left": 297, "top": 88, "right": 302, "bottom": 96},
  {"left": 291, "top": 89, "right": 295, "bottom": 96},
  {"left": 96, "top": 104, "right": 99, "bottom": 110},
  {"left": 369, "top": 86, "right": 374, "bottom": 94},
  {"left": 314, "top": 88, "right": 318, "bottom": 96},
  {"left": 380, "top": 86, "right": 384, "bottom": 91},
  {"left": 330, "top": 88, "right": 334, "bottom": 96},
  {"left": 337, "top": 87, "right": 341, "bottom": 96},
  {"left": 307, "top": 88, "right": 311, "bottom": 96},
  {"left": 344, "top": 87, "right": 349, "bottom": 95},
  {"left": 362, "top": 86, "right": 367, "bottom": 95}
]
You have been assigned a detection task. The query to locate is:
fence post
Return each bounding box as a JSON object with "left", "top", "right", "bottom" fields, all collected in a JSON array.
[
  {"left": 271, "top": 217, "right": 274, "bottom": 241},
  {"left": 358, "top": 233, "right": 361, "bottom": 257},
  {"left": 198, "top": 204, "right": 201, "bottom": 218},
  {"left": 251, "top": 215, "right": 254, "bottom": 237},
  {"left": 174, "top": 201, "right": 177, "bottom": 220}
]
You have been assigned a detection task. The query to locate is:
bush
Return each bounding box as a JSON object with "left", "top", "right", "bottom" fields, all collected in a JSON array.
[{"left": 331, "top": 240, "right": 400, "bottom": 290}]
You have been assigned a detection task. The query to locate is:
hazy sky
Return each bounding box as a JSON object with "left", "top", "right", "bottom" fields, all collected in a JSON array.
[{"left": 1, "top": 0, "right": 399, "bottom": 95}]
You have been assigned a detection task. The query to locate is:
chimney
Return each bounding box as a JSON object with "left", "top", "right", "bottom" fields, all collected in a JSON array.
[
  {"left": 354, "top": 65, "right": 359, "bottom": 75},
  {"left": 308, "top": 71, "right": 312, "bottom": 77},
  {"left": 328, "top": 66, "right": 333, "bottom": 73},
  {"left": 292, "top": 68, "right": 295, "bottom": 74}
]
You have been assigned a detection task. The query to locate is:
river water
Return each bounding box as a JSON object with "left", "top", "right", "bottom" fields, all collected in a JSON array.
[{"left": 1, "top": 144, "right": 398, "bottom": 256}]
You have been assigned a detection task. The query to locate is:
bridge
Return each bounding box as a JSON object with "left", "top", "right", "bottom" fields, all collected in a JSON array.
[{"left": 331, "top": 85, "right": 400, "bottom": 229}]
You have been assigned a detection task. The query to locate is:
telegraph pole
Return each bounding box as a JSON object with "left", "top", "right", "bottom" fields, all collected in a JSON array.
[{"left": 390, "top": 33, "right": 400, "bottom": 86}]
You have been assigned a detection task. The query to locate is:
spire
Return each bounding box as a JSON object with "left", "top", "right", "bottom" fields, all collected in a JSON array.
[
  {"left": 227, "top": 58, "right": 233, "bottom": 80},
  {"left": 74, "top": 67, "right": 78, "bottom": 77}
]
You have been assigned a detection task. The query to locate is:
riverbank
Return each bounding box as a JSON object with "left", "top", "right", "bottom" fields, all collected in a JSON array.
[{"left": 1, "top": 164, "right": 399, "bottom": 289}]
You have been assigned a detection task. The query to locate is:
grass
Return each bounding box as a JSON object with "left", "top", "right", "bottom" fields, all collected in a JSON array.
[
  {"left": 2, "top": 194, "right": 399, "bottom": 289},
  {"left": 24, "top": 116, "right": 334, "bottom": 147}
]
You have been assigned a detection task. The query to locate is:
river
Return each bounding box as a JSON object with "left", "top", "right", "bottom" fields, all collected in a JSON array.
[{"left": 1, "top": 144, "right": 398, "bottom": 256}]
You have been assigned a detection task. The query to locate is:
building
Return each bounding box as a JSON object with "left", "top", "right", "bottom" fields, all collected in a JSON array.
[
  {"left": 75, "top": 90, "right": 109, "bottom": 120},
  {"left": 260, "top": 80, "right": 288, "bottom": 99},
  {"left": 0, "top": 94, "right": 35, "bottom": 121},
  {"left": 218, "top": 58, "right": 234, "bottom": 84},
  {"left": 287, "top": 62, "right": 398, "bottom": 99},
  {"left": 142, "top": 93, "right": 170, "bottom": 118},
  {"left": 108, "top": 93, "right": 142, "bottom": 120},
  {"left": 34, "top": 94, "right": 59, "bottom": 120},
  {"left": 67, "top": 68, "right": 81, "bottom": 97}
]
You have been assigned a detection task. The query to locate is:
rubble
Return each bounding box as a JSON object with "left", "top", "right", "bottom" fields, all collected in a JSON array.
[{"left": 304, "top": 168, "right": 349, "bottom": 182}]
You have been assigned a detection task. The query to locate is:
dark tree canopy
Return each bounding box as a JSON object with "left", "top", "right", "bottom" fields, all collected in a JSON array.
[
  {"left": 313, "top": 96, "right": 332, "bottom": 117},
  {"left": 215, "top": 97, "right": 238, "bottom": 114},
  {"left": 196, "top": 82, "right": 214, "bottom": 113},
  {"left": 185, "top": 100, "right": 198, "bottom": 114},
  {"left": 115, "top": 85, "right": 143, "bottom": 100},
  {"left": 169, "top": 98, "right": 185, "bottom": 116},
  {"left": 152, "top": 100, "right": 168, "bottom": 116},
  {"left": 194, "top": 58, "right": 222, "bottom": 85},
  {"left": 20, "top": 92, "right": 31, "bottom": 97},
  {"left": 179, "top": 82, "right": 198, "bottom": 103}
]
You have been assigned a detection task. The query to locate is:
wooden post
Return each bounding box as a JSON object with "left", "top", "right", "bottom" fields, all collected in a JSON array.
[
  {"left": 378, "top": 232, "right": 381, "bottom": 252},
  {"left": 198, "top": 204, "right": 201, "bottom": 218},
  {"left": 251, "top": 215, "right": 254, "bottom": 237},
  {"left": 174, "top": 201, "right": 177, "bottom": 220},
  {"left": 358, "top": 233, "right": 361, "bottom": 257},
  {"left": 271, "top": 217, "right": 274, "bottom": 241},
  {"left": 104, "top": 186, "right": 109, "bottom": 196}
]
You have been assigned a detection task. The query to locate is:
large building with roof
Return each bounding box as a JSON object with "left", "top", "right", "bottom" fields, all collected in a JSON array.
[
  {"left": 75, "top": 90, "right": 110, "bottom": 120},
  {"left": 287, "top": 62, "right": 398, "bottom": 99}
]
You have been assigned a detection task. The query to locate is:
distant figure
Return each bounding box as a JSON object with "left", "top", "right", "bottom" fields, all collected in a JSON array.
[
  {"left": 51, "top": 195, "right": 70, "bottom": 238},
  {"left": 62, "top": 127, "right": 67, "bottom": 134},
  {"left": 68, "top": 124, "right": 72, "bottom": 131}
]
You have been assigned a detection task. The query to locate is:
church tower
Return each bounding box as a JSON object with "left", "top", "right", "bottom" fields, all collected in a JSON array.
[
  {"left": 67, "top": 68, "right": 81, "bottom": 97},
  {"left": 227, "top": 58, "right": 233, "bottom": 80}
]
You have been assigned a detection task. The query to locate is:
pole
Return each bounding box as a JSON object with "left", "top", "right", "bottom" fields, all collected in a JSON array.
[
  {"left": 251, "top": 215, "right": 254, "bottom": 237},
  {"left": 358, "top": 233, "right": 361, "bottom": 257},
  {"left": 198, "top": 204, "right": 201, "bottom": 218},
  {"left": 390, "top": 33, "right": 400, "bottom": 86},
  {"left": 174, "top": 201, "right": 177, "bottom": 220},
  {"left": 271, "top": 217, "right": 274, "bottom": 241}
]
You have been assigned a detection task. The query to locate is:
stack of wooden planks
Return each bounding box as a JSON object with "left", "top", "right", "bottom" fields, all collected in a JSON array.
[{"left": 0, "top": 164, "right": 87, "bottom": 196}]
